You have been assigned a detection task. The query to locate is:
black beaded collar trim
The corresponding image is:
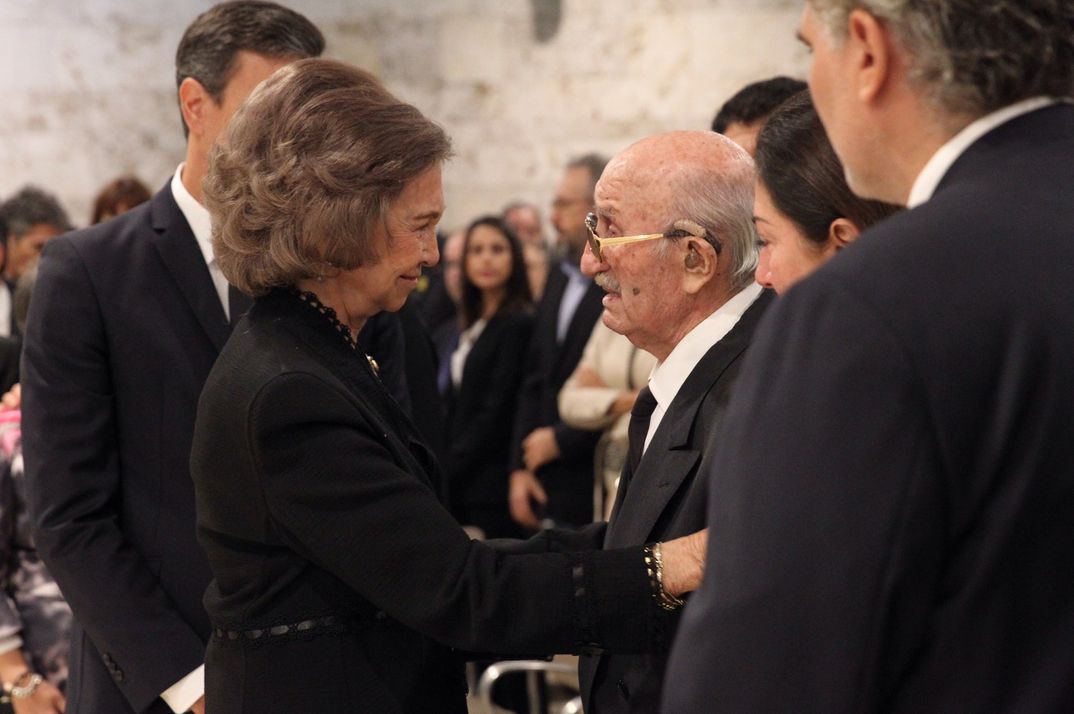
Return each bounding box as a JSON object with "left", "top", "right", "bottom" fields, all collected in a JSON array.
[
  {"left": 291, "top": 288, "right": 357, "bottom": 350},
  {"left": 289, "top": 288, "right": 380, "bottom": 378}
]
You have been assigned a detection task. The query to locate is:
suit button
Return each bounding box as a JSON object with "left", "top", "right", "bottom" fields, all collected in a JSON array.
[
  {"left": 374, "top": 610, "right": 387, "bottom": 621},
  {"left": 618, "top": 679, "right": 630, "bottom": 699}
]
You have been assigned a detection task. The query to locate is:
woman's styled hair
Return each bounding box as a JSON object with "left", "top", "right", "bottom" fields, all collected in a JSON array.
[
  {"left": 204, "top": 58, "right": 452, "bottom": 295},
  {"left": 459, "top": 215, "right": 532, "bottom": 328},
  {"left": 754, "top": 91, "right": 900, "bottom": 246}
]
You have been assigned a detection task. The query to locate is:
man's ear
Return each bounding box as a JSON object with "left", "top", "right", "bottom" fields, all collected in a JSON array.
[
  {"left": 847, "top": 8, "right": 895, "bottom": 104},
  {"left": 826, "top": 217, "right": 862, "bottom": 257},
  {"left": 178, "top": 77, "right": 212, "bottom": 139},
  {"left": 681, "top": 238, "right": 718, "bottom": 295}
]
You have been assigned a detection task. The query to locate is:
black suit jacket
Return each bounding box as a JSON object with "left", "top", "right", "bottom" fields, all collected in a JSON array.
[
  {"left": 578, "top": 289, "right": 773, "bottom": 713},
  {"left": 21, "top": 185, "right": 220, "bottom": 713},
  {"left": 190, "top": 291, "right": 672, "bottom": 713},
  {"left": 511, "top": 262, "right": 605, "bottom": 526},
  {"left": 665, "top": 105, "right": 1074, "bottom": 712},
  {"left": 445, "top": 309, "right": 535, "bottom": 536}
]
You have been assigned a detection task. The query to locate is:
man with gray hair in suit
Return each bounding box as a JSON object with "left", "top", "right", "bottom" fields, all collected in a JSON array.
[{"left": 666, "top": 1, "right": 1074, "bottom": 711}]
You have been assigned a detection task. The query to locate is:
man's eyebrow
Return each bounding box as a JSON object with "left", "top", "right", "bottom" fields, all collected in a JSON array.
[{"left": 752, "top": 215, "right": 769, "bottom": 225}]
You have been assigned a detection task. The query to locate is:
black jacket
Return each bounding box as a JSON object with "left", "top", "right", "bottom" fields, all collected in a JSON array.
[
  {"left": 444, "top": 309, "right": 534, "bottom": 537},
  {"left": 666, "top": 104, "right": 1074, "bottom": 713},
  {"left": 22, "top": 185, "right": 219, "bottom": 713},
  {"left": 190, "top": 291, "right": 673, "bottom": 713},
  {"left": 510, "top": 262, "right": 605, "bottom": 526},
  {"left": 580, "top": 289, "right": 773, "bottom": 713}
]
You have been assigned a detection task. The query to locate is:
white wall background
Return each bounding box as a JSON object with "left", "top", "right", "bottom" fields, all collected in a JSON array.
[{"left": 0, "top": 0, "right": 807, "bottom": 232}]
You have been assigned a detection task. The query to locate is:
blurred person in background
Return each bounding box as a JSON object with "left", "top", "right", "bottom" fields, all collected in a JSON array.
[
  {"left": 0, "top": 187, "right": 71, "bottom": 339},
  {"left": 509, "top": 155, "right": 607, "bottom": 531},
  {"left": 0, "top": 262, "right": 69, "bottom": 714},
  {"left": 444, "top": 216, "right": 534, "bottom": 540},
  {"left": 503, "top": 201, "right": 548, "bottom": 299},
  {"left": 712, "top": 76, "right": 807, "bottom": 156},
  {"left": 558, "top": 320, "right": 657, "bottom": 521},
  {"left": 90, "top": 176, "right": 151, "bottom": 225}
]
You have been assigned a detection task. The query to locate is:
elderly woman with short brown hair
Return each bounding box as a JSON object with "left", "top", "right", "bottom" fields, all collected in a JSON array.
[{"left": 192, "top": 59, "right": 705, "bottom": 713}]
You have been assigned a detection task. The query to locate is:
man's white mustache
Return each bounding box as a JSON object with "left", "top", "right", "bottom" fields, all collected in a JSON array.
[{"left": 595, "top": 272, "right": 620, "bottom": 293}]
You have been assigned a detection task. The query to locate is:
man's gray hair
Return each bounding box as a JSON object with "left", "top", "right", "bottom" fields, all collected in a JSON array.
[
  {"left": 658, "top": 152, "right": 758, "bottom": 292},
  {"left": 810, "top": 0, "right": 1074, "bottom": 116},
  {"left": 567, "top": 153, "right": 609, "bottom": 201},
  {"left": 0, "top": 186, "right": 72, "bottom": 240}
]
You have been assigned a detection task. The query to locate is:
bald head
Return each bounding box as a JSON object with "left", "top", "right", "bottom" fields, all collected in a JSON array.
[
  {"left": 583, "top": 131, "right": 759, "bottom": 358},
  {"left": 596, "top": 131, "right": 758, "bottom": 290}
]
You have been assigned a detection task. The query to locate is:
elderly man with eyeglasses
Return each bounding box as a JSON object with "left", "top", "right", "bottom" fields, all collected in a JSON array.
[{"left": 571, "top": 130, "right": 774, "bottom": 713}]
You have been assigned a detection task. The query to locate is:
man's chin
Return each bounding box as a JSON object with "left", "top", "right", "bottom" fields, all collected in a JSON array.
[{"left": 601, "top": 308, "right": 627, "bottom": 336}]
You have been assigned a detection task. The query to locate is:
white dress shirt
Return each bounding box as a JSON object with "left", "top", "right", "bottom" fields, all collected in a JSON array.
[
  {"left": 907, "top": 97, "right": 1063, "bottom": 208},
  {"left": 171, "top": 164, "right": 230, "bottom": 318},
  {"left": 644, "top": 282, "right": 763, "bottom": 451}
]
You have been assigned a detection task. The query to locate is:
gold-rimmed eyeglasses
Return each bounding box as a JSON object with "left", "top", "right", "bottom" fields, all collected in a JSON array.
[{"left": 585, "top": 213, "right": 717, "bottom": 262}]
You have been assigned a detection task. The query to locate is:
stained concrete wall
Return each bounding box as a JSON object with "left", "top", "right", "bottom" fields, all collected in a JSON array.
[{"left": 0, "top": 0, "right": 806, "bottom": 233}]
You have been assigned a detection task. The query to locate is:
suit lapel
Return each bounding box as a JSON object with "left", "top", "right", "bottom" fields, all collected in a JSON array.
[
  {"left": 604, "top": 290, "right": 774, "bottom": 547},
  {"left": 150, "top": 187, "right": 230, "bottom": 352}
]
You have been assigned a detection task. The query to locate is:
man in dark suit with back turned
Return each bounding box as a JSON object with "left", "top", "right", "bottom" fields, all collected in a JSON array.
[
  {"left": 666, "top": 1, "right": 1074, "bottom": 712},
  {"left": 20, "top": 4, "right": 323, "bottom": 712},
  {"left": 509, "top": 155, "right": 608, "bottom": 529},
  {"left": 572, "top": 130, "right": 771, "bottom": 713}
]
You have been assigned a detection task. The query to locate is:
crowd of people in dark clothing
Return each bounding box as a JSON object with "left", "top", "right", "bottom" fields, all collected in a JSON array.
[{"left": 2, "top": 1, "right": 1074, "bottom": 712}]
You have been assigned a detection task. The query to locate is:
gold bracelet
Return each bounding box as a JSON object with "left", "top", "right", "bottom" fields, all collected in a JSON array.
[{"left": 652, "top": 543, "right": 687, "bottom": 611}]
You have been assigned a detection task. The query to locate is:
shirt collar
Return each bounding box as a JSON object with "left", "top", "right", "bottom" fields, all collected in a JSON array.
[
  {"left": 648, "top": 282, "right": 763, "bottom": 409},
  {"left": 907, "top": 97, "right": 1062, "bottom": 208},
  {"left": 171, "top": 163, "right": 214, "bottom": 266}
]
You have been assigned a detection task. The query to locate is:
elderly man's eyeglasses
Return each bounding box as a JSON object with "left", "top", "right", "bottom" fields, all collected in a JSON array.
[{"left": 585, "top": 213, "right": 717, "bottom": 262}]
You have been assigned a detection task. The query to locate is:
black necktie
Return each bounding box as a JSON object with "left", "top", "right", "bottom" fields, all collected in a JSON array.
[
  {"left": 228, "top": 283, "right": 252, "bottom": 327},
  {"left": 625, "top": 386, "right": 658, "bottom": 477}
]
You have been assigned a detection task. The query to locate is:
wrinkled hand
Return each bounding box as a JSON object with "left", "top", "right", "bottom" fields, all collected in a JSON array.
[
  {"left": 188, "top": 696, "right": 205, "bottom": 714},
  {"left": 1, "top": 383, "right": 20, "bottom": 411},
  {"left": 509, "top": 469, "right": 547, "bottom": 529},
  {"left": 11, "top": 678, "right": 66, "bottom": 713},
  {"left": 659, "top": 529, "right": 708, "bottom": 597},
  {"left": 572, "top": 366, "right": 608, "bottom": 389},
  {"left": 522, "top": 427, "right": 560, "bottom": 472}
]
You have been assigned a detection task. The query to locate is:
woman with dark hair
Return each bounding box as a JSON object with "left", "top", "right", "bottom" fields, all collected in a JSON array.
[
  {"left": 192, "top": 58, "right": 704, "bottom": 713},
  {"left": 444, "top": 216, "right": 533, "bottom": 539},
  {"left": 89, "top": 176, "right": 151, "bottom": 224},
  {"left": 752, "top": 91, "right": 901, "bottom": 294}
]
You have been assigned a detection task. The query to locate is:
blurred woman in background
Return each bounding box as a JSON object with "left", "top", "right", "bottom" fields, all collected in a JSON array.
[{"left": 444, "top": 216, "right": 533, "bottom": 539}]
